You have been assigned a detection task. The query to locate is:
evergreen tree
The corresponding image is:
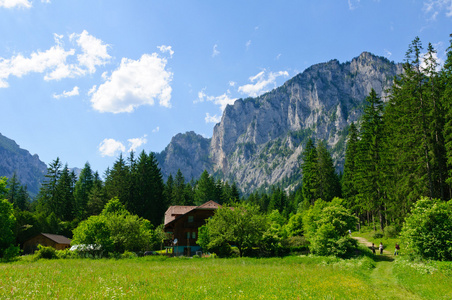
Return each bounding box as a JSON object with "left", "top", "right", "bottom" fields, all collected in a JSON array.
[
  {"left": 164, "top": 174, "right": 174, "bottom": 205},
  {"left": 342, "top": 123, "right": 359, "bottom": 211},
  {"left": 104, "top": 154, "right": 129, "bottom": 205},
  {"left": 73, "top": 162, "right": 94, "bottom": 220},
  {"left": 442, "top": 34, "right": 452, "bottom": 194},
  {"left": 173, "top": 169, "right": 188, "bottom": 205},
  {"left": 54, "top": 164, "right": 75, "bottom": 221},
  {"left": 315, "top": 140, "right": 341, "bottom": 202},
  {"left": 355, "top": 89, "right": 386, "bottom": 230},
  {"left": 36, "top": 158, "right": 62, "bottom": 216},
  {"left": 194, "top": 170, "right": 215, "bottom": 205},
  {"left": 6, "top": 172, "right": 20, "bottom": 207},
  {"left": 301, "top": 138, "right": 318, "bottom": 205},
  {"left": 87, "top": 171, "right": 106, "bottom": 216}
]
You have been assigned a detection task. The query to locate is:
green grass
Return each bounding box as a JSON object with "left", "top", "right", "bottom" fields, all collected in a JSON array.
[{"left": 1, "top": 254, "right": 451, "bottom": 299}]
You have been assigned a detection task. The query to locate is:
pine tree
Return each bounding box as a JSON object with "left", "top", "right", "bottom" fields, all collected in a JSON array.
[
  {"left": 194, "top": 170, "right": 215, "bottom": 205},
  {"left": 442, "top": 34, "right": 452, "bottom": 195},
  {"left": 301, "top": 138, "right": 318, "bottom": 205},
  {"left": 36, "top": 158, "right": 62, "bottom": 216},
  {"left": 342, "top": 123, "right": 359, "bottom": 211},
  {"left": 73, "top": 162, "right": 94, "bottom": 220},
  {"left": 104, "top": 154, "right": 129, "bottom": 205},
  {"left": 355, "top": 89, "right": 386, "bottom": 230},
  {"left": 173, "top": 169, "right": 188, "bottom": 205},
  {"left": 315, "top": 140, "right": 341, "bottom": 202},
  {"left": 87, "top": 171, "right": 106, "bottom": 216},
  {"left": 54, "top": 164, "right": 75, "bottom": 221}
]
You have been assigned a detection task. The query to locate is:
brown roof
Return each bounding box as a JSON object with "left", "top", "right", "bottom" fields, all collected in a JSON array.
[
  {"left": 197, "top": 200, "right": 221, "bottom": 209},
  {"left": 164, "top": 205, "right": 197, "bottom": 225},
  {"left": 164, "top": 200, "right": 221, "bottom": 226},
  {"left": 40, "top": 233, "right": 71, "bottom": 245}
]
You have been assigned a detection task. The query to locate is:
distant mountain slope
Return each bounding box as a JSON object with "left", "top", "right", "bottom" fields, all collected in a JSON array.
[
  {"left": 0, "top": 133, "right": 47, "bottom": 196},
  {"left": 157, "top": 52, "right": 403, "bottom": 193}
]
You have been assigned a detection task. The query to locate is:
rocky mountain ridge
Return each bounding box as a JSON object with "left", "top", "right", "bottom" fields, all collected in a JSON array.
[
  {"left": 157, "top": 52, "right": 403, "bottom": 193},
  {"left": 0, "top": 133, "right": 47, "bottom": 196}
]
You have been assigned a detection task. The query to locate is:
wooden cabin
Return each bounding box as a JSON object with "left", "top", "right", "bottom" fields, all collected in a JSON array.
[
  {"left": 23, "top": 233, "right": 71, "bottom": 254},
  {"left": 164, "top": 200, "right": 220, "bottom": 256}
]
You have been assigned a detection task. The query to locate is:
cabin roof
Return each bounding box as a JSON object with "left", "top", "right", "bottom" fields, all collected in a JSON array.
[
  {"left": 39, "top": 233, "right": 71, "bottom": 245},
  {"left": 164, "top": 200, "right": 221, "bottom": 226}
]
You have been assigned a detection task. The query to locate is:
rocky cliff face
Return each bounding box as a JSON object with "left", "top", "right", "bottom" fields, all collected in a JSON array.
[
  {"left": 156, "top": 131, "right": 212, "bottom": 180},
  {"left": 0, "top": 133, "right": 47, "bottom": 196},
  {"left": 158, "top": 52, "right": 403, "bottom": 193}
]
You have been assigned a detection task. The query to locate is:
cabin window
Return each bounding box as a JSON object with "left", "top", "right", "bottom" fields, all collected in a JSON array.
[
  {"left": 188, "top": 216, "right": 194, "bottom": 223},
  {"left": 192, "top": 232, "right": 196, "bottom": 239}
]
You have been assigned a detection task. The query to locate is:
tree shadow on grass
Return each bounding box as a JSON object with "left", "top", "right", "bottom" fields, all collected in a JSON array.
[{"left": 373, "top": 254, "right": 394, "bottom": 262}]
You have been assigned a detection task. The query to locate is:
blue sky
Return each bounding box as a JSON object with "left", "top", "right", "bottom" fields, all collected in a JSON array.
[{"left": 1, "top": 0, "right": 451, "bottom": 176}]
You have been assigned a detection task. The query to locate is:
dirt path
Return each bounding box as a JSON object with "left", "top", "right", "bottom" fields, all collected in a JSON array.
[{"left": 352, "top": 236, "right": 422, "bottom": 299}]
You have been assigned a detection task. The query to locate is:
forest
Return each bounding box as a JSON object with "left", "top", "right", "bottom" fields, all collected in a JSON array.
[{"left": 1, "top": 36, "right": 452, "bottom": 261}]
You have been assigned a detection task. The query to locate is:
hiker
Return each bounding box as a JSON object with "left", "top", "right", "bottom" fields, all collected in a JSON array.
[
  {"left": 394, "top": 243, "right": 400, "bottom": 256},
  {"left": 371, "top": 243, "right": 376, "bottom": 254},
  {"left": 348, "top": 229, "right": 352, "bottom": 236},
  {"left": 379, "top": 242, "right": 383, "bottom": 254}
]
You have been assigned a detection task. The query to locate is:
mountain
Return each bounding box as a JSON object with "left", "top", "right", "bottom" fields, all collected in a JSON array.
[
  {"left": 157, "top": 52, "right": 403, "bottom": 193},
  {"left": 0, "top": 133, "right": 47, "bottom": 196}
]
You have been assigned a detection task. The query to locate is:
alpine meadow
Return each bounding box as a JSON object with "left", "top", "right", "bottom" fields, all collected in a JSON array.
[{"left": 1, "top": 1, "right": 452, "bottom": 299}]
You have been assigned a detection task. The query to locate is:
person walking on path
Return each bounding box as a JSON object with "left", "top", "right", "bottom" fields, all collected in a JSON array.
[
  {"left": 379, "top": 242, "right": 384, "bottom": 254},
  {"left": 394, "top": 243, "right": 400, "bottom": 256},
  {"left": 371, "top": 243, "right": 376, "bottom": 254}
]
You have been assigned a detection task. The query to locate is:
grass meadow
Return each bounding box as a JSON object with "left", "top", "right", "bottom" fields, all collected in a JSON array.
[{"left": 1, "top": 253, "right": 451, "bottom": 299}]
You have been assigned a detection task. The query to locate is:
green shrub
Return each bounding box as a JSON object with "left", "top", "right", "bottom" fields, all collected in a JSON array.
[
  {"left": 287, "top": 236, "right": 309, "bottom": 252},
  {"left": 34, "top": 245, "right": 58, "bottom": 260},
  {"left": 121, "top": 251, "right": 137, "bottom": 259},
  {"left": 372, "top": 231, "right": 384, "bottom": 239},
  {"left": 401, "top": 197, "right": 452, "bottom": 261},
  {"left": 55, "top": 249, "right": 77, "bottom": 259},
  {"left": 384, "top": 226, "right": 398, "bottom": 238},
  {"left": 1, "top": 245, "right": 20, "bottom": 262}
]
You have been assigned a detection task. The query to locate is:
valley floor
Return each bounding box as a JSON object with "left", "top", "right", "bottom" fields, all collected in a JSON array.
[{"left": 0, "top": 241, "right": 451, "bottom": 299}]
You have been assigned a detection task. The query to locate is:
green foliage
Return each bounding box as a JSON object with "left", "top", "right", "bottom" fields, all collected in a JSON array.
[
  {"left": 72, "top": 198, "right": 154, "bottom": 256},
  {"left": 0, "top": 195, "right": 18, "bottom": 260},
  {"left": 303, "top": 198, "right": 358, "bottom": 257},
  {"left": 284, "top": 213, "right": 304, "bottom": 237},
  {"left": 400, "top": 197, "right": 452, "bottom": 261},
  {"left": 34, "top": 245, "right": 58, "bottom": 260},
  {"left": 204, "top": 202, "right": 267, "bottom": 257}
]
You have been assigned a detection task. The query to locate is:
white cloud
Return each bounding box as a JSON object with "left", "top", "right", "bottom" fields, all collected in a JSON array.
[
  {"left": 157, "top": 45, "right": 174, "bottom": 58},
  {"left": 128, "top": 135, "right": 147, "bottom": 152},
  {"left": 152, "top": 126, "right": 160, "bottom": 133},
  {"left": 98, "top": 138, "right": 126, "bottom": 157},
  {"left": 0, "top": 31, "right": 110, "bottom": 87},
  {"left": 53, "top": 86, "right": 79, "bottom": 99},
  {"left": 384, "top": 49, "right": 392, "bottom": 58},
  {"left": 90, "top": 53, "right": 173, "bottom": 113},
  {"left": 196, "top": 88, "right": 236, "bottom": 111},
  {"left": 238, "top": 70, "right": 289, "bottom": 97},
  {"left": 246, "top": 40, "right": 251, "bottom": 50},
  {"left": 87, "top": 85, "right": 97, "bottom": 96},
  {"left": 205, "top": 113, "right": 221, "bottom": 124},
  {"left": 70, "top": 30, "right": 111, "bottom": 74},
  {"left": 424, "top": 0, "right": 452, "bottom": 18},
  {"left": 229, "top": 81, "right": 236, "bottom": 87},
  {"left": 0, "top": 0, "right": 32, "bottom": 8},
  {"left": 212, "top": 44, "right": 220, "bottom": 57},
  {"left": 276, "top": 53, "right": 282, "bottom": 60},
  {"left": 348, "top": 0, "right": 360, "bottom": 10}
]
